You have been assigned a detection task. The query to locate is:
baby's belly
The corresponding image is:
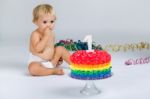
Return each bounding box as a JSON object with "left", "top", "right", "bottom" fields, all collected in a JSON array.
[{"left": 37, "top": 48, "right": 54, "bottom": 60}]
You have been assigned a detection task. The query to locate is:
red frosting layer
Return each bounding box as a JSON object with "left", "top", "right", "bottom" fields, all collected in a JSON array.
[{"left": 70, "top": 50, "right": 111, "bottom": 65}]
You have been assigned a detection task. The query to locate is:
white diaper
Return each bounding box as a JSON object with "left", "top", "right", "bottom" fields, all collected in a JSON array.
[{"left": 28, "top": 53, "right": 54, "bottom": 68}]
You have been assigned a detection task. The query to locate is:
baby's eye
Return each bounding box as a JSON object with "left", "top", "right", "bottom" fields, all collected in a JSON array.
[
  {"left": 43, "top": 21, "right": 47, "bottom": 24},
  {"left": 50, "top": 20, "right": 54, "bottom": 23}
]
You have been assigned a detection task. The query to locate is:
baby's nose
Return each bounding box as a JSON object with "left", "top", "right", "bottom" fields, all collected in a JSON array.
[
  {"left": 47, "top": 25, "right": 53, "bottom": 30},
  {"left": 47, "top": 23, "right": 51, "bottom": 27}
]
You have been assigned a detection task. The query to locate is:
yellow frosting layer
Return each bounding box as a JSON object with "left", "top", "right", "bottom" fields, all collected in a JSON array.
[{"left": 70, "top": 62, "right": 112, "bottom": 71}]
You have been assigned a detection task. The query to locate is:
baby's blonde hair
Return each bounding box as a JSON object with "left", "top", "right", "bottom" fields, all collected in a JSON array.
[{"left": 32, "top": 4, "right": 55, "bottom": 22}]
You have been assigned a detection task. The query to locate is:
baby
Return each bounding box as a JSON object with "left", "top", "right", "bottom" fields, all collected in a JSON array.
[{"left": 28, "top": 4, "right": 71, "bottom": 76}]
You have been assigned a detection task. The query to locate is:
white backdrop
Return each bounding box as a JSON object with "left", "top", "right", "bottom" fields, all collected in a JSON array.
[{"left": 0, "top": 0, "right": 150, "bottom": 45}]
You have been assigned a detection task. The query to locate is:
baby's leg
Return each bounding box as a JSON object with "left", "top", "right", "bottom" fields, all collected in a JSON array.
[
  {"left": 28, "top": 62, "right": 64, "bottom": 76},
  {"left": 51, "top": 46, "right": 71, "bottom": 67}
]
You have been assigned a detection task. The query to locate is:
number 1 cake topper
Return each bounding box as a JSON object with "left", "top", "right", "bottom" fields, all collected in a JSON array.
[{"left": 83, "top": 34, "right": 94, "bottom": 52}]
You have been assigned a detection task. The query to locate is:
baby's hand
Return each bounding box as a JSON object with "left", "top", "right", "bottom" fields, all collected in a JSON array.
[{"left": 44, "top": 27, "right": 52, "bottom": 36}]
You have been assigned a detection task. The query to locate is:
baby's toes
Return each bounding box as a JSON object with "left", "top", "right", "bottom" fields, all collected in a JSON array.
[{"left": 55, "top": 68, "right": 64, "bottom": 75}]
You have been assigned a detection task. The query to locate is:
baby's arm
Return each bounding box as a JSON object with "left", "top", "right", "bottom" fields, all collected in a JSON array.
[{"left": 31, "top": 32, "right": 49, "bottom": 53}]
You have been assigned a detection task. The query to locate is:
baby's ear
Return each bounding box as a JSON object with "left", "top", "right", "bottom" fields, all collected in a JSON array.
[
  {"left": 33, "top": 20, "right": 37, "bottom": 25},
  {"left": 34, "top": 22, "right": 37, "bottom": 25}
]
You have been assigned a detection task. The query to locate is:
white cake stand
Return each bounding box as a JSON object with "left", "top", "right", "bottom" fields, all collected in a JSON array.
[{"left": 80, "top": 80, "right": 100, "bottom": 95}]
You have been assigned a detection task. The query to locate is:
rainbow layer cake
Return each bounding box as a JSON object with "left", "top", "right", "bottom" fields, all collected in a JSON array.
[{"left": 70, "top": 50, "right": 112, "bottom": 80}]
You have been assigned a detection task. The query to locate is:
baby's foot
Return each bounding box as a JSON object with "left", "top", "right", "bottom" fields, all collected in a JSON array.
[{"left": 53, "top": 68, "right": 64, "bottom": 75}]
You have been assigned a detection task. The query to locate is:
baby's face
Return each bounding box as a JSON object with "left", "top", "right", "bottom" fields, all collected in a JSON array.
[{"left": 36, "top": 13, "right": 56, "bottom": 31}]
